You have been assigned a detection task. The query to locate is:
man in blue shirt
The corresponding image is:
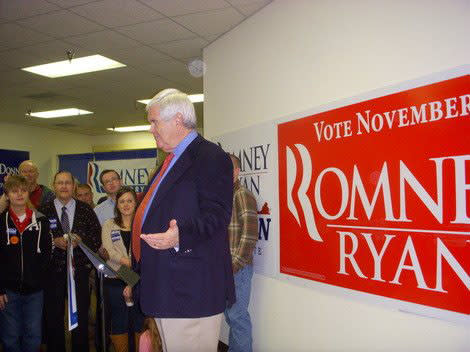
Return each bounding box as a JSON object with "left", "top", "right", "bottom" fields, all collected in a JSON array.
[{"left": 94, "top": 170, "right": 122, "bottom": 226}]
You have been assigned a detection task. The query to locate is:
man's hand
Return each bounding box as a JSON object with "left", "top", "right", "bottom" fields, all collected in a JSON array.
[
  {"left": 123, "top": 286, "right": 132, "bottom": 302},
  {"left": 71, "top": 234, "right": 81, "bottom": 248},
  {"left": 141, "top": 219, "right": 179, "bottom": 250},
  {"left": 54, "top": 236, "right": 68, "bottom": 250},
  {"left": 0, "top": 294, "right": 8, "bottom": 310}
]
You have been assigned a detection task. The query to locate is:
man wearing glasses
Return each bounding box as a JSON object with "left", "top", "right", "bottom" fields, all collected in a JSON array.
[{"left": 94, "top": 170, "right": 122, "bottom": 226}]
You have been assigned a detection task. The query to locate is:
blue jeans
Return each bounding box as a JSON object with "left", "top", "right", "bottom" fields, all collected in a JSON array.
[
  {"left": 224, "top": 264, "right": 253, "bottom": 352},
  {"left": 0, "top": 290, "right": 43, "bottom": 352}
]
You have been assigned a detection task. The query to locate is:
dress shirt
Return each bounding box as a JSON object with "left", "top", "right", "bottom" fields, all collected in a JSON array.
[
  {"left": 54, "top": 198, "right": 76, "bottom": 231},
  {"left": 142, "top": 130, "right": 198, "bottom": 224},
  {"left": 94, "top": 197, "right": 116, "bottom": 226}
]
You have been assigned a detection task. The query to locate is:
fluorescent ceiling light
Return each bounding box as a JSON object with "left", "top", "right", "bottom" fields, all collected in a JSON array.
[
  {"left": 107, "top": 125, "right": 150, "bottom": 132},
  {"left": 30, "top": 108, "right": 93, "bottom": 118},
  {"left": 22, "top": 54, "right": 126, "bottom": 78},
  {"left": 137, "top": 94, "right": 204, "bottom": 105}
]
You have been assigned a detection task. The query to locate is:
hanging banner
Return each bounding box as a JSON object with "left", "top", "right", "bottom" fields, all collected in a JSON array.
[
  {"left": 278, "top": 73, "right": 470, "bottom": 315},
  {"left": 213, "top": 124, "right": 278, "bottom": 278},
  {"left": 0, "top": 149, "right": 30, "bottom": 194},
  {"left": 67, "top": 239, "right": 78, "bottom": 330},
  {"left": 88, "top": 158, "right": 156, "bottom": 202}
]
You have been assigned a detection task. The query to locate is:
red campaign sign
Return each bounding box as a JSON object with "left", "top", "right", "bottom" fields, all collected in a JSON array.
[{"left": 278, "top": 75, "right": 470, "bottom": 315}]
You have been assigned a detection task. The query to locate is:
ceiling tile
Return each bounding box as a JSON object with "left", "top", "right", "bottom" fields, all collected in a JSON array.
[
  {"left": 0, "top": 0, "right": 60, "bottom": 20},
  {"left": 172, "top": 7, "right": 244, "bottom": 37},
  {"left": 101, "top": 45, "right": 171, "bottom": 68},
  {"left": 226, "top": 0, "right": 269, "bottom": 5},
  {"left": 140, "top": 0, "right": 230, "bottom": 17},
  {"left": 46, "top": 0, "right": 103, "bottom": 8},
  {"left": 70, "top": 0, "right": 163, "bottom": 28},
  {"left": 17, "top": 10, "right": 105, "bottom": 38},
  {"left": 117, "top": 18, "right": 196, "bottom": 44},
  {"left": 231, "top": 0, "right": 271, "bottom": 16},
  {"left": 0, "top": 62, "right": 14, "bottom": 72},
  {"left": 139, "top": 59, "right": 187, "bottom": 76},
  {"left": 0, "top": 49, "right": 50, "bottom": 69},
  {"left": 18, "top": 40, "right": 94, "bottom": 65},
  {"left": 65, "top": 30, "right": 140, "bottom": 51},
  {"left": 3, "top": 80, "right": 81, "bottom": 106},
  {"left": 0, "top": 69, "right": 39, "bottom": 87},
  {"left": 0, "top": 23, "right": 53, "bottom": 49},
  {"left": 139, "top": 59, "right": 203, "bottom": 91},
  {"left": 151, "top": 37, "right": 208, "bottom": 59},
  {"left": 204, "top": 34, "right": 223, "bottom": 43}
]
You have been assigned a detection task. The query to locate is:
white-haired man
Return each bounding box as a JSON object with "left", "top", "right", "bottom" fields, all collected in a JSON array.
[{"left": 127, "top": 88, "right": 235, "bottom": 352}]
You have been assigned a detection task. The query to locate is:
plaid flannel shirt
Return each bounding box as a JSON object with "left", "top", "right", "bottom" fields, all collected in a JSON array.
[{"left": 228, "top": 180, "right": 258, "bottom": 273}]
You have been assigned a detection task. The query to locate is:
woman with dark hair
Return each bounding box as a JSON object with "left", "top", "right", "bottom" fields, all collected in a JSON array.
[{"left": 101, "top": 186, "right": 143, "bottom": 352}]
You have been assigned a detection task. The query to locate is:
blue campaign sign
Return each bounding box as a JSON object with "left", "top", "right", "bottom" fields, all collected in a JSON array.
[{"left": 0, "top": 149, "right": 30, "bottom": 194}]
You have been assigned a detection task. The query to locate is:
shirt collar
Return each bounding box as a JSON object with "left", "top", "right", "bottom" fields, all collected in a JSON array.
[
  {"left": 54, "top": 198, "right": 76, "bottom": 211},
  {"left": 172, "top": 130, "right": 198, "bottom": 157},
  {"left": 9, "top": 207, "right": 33, "bottom": 223}
]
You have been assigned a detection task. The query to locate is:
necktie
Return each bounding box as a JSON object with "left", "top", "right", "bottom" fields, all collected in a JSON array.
[
  {"left": 132, "top": 153, "right": 174, "bottom": 262},
  {"left": 61, "top": 206, "right": 70, "bottom": 234}
]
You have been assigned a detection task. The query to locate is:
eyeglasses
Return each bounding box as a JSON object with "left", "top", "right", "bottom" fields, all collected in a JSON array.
[
  {"left": 55, "top": 181, "right": 73, "bottom": 186},
  {"left": 103, "top": 176, "right": 120, "bottom": 185}
]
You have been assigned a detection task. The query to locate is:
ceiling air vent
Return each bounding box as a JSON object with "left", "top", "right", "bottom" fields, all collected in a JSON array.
[{"left": 23, "top": 92, "right": 64, "bottom": 100}]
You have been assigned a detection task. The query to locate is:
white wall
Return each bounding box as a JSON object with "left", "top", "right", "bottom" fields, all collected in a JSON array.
[
  {"left": 0, "top": 122, "right": 92, "bottom": 186},
  {"left": 204, "top": 1, "right": 470, "bottom": 351}
]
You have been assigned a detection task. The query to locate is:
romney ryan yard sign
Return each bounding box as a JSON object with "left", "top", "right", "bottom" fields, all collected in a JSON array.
[{"left": 278, "top": 71, "right": 469, "bottom": 315}]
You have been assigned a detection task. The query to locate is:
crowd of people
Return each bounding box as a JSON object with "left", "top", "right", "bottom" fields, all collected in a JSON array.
[{"left": 0, "top": 89, "right": 259, "bottom": 352}]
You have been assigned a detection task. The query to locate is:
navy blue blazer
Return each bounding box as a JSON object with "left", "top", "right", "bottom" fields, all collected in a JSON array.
[{"left": 136, "top": 134, "right": 235, "bottom": 318}]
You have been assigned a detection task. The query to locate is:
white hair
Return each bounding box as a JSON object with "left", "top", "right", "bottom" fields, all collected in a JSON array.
[{"left": 146, "top": 88, "right": 196, "bottom": 129}]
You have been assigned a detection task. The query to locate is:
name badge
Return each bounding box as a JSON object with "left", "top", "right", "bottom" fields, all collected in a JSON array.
[
  {"left": 7, "top": 228, "right": 17, "bottom": 235},
  {"left": 49, "top": 218, "right": 57, "bottom": 229},
  {"left": 111, "top": 230, "right": 121, "bottom": 242}
]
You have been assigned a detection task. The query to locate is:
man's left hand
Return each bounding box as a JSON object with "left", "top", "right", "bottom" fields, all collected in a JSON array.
[{"left": 141, "top": 219, "right": 179, "bottom": 250}]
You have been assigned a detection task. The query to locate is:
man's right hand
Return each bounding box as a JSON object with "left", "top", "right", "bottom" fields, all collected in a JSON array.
[
  {"left": 123, "top": 286, "right": 132, "bottom": 301},
  {"left": 54, "top": 236, "right": 68, "bottom": 250},
  {"left": 0, "top": 294, "right": 8, "bottom": 310}
]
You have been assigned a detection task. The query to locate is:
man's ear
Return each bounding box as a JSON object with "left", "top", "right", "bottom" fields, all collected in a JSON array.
[{"left": 174, "top": 113, "right": 184, "bottom": 126}]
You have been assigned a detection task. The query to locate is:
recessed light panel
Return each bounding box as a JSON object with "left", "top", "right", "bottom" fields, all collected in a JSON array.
[
  {"left": 22, "top": 55, "right": 126, "bottom": 78},
  {"left": 107, "top": 125, "right": 150, "bottom": 132},
  {"left": 30, "top": 108, "right": 93, "bottom": 118}
]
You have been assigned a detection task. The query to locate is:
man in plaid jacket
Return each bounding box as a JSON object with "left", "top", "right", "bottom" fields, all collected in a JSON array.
[{"left": 225, "top": 154, "right": 259, "bottom": 352}]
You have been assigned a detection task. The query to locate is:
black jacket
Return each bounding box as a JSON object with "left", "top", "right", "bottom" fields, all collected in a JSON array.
[
  {"left": 39, "top": 199, "right": 101, "bottom": 272},
  {"left": 0, "top": 209, "right": 52, "bottom": 294}
]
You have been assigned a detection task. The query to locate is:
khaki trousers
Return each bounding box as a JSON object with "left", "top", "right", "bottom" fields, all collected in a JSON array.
[{"left": 154, "top": 313, "right": 223, "bottom": 352}]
